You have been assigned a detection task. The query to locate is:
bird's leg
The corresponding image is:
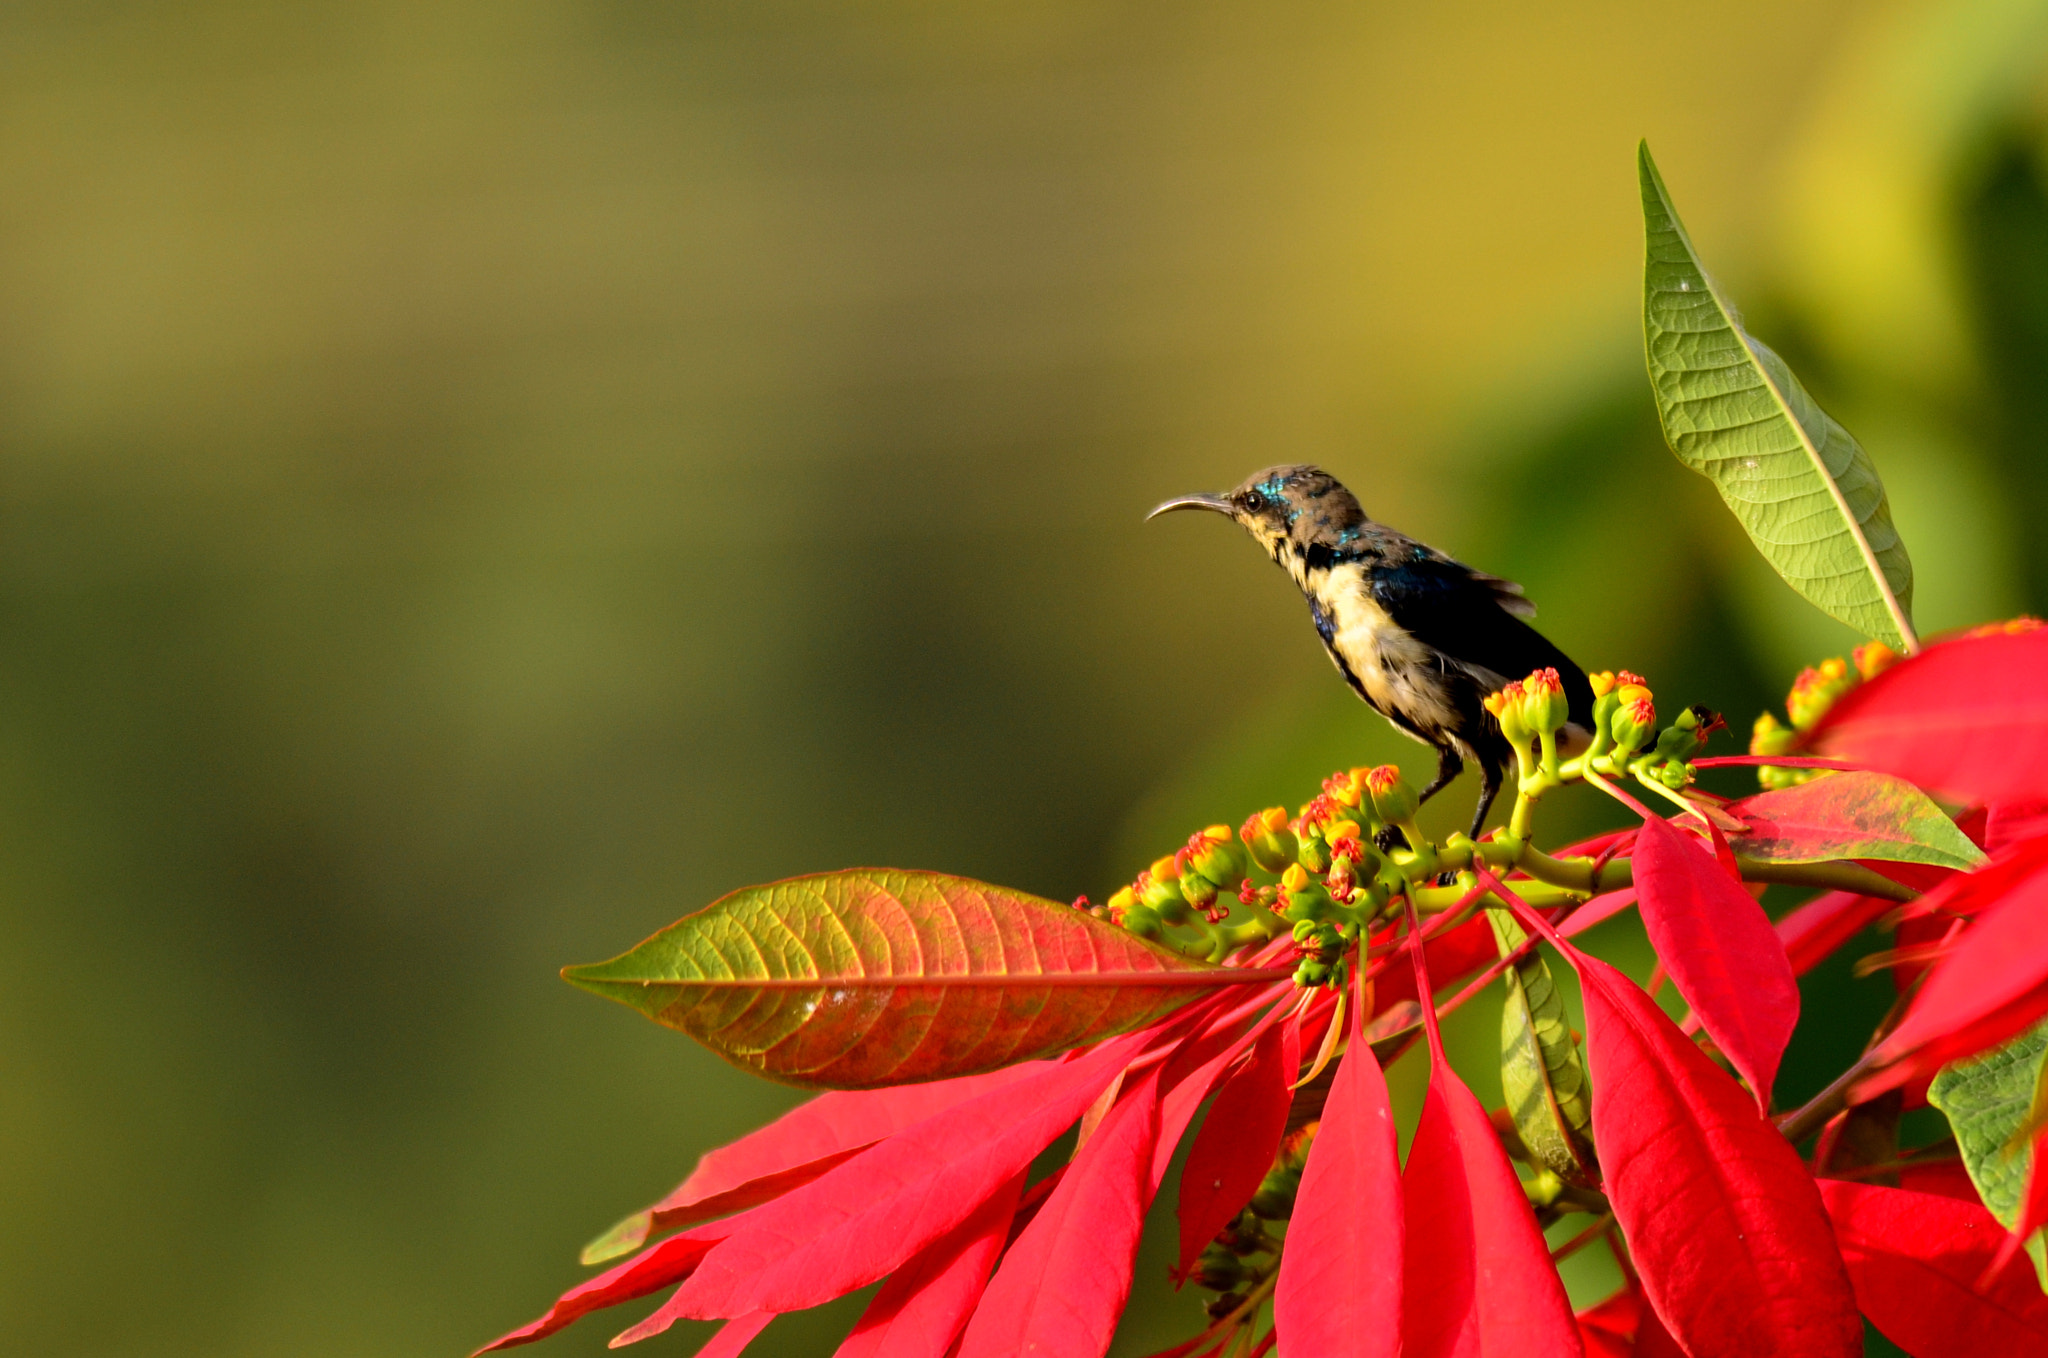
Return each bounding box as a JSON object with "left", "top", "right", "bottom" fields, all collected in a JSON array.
[
  {"left": 1416, "top": 744, "right": 1464, "bottom": 807},
  {"left": 1467, "top": 758, "right": 1505, "bottom": 841},
  {"left": 1377, "top": 746, "right": 1465, "bottom": 854}
]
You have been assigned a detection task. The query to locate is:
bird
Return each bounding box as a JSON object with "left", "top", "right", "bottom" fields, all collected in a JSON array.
[{"left": 1149, "top": 463, "right": 1594, "bottom": 840}]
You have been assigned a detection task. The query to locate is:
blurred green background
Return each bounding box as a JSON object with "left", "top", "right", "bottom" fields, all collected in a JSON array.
[{"left": 2, "top": 1, "right": 2045, "bottom": 1354}]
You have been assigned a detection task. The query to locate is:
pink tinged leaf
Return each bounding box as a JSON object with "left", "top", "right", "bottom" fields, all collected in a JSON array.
[
  {"left": 1274, "top": 989, "right": 1403, "bottom": 1358},
  {"left": 1176, "top": 1018, "right": 1299, "bottom": 1276},
  {"left": 1400, "top": 1081, "right": 1480, "bottom": 1358},
  {"left": 1375, "top": 914, "right": 1499, "bottom": 1011},
  {"left": 562, "top": 869, "right": 1288, "bottom": 1089},
  {"left": 1809, "top": 627, "right": 2048, "bottom": 806},
  {"left": 954, "top": 1068, "right": 1166, "bottom": 1358},
  {"left": 666, "top": 1027, "right": 1152, "bottom": 1320},
  {"left": 1573, "top": 1289, "right": 1638, "bottom": 1358},
  {"left": 1566, "top": 944, "right": 1860, "bottom": 1357},
  {"left": 587, "top": 1064, "right": 1056, "bottom": 1262},
  {"left": 1821, "top": 1180, "right": 2048, "bottom": 1357},
  {"left": 1412, "top": 1062, "right": 1582, "bottom": 1357},
  {"left": 1863, "top": 836, "right": 2048, "bottom": 1094},
  {"left": 1774, "top": 890, "right": 1894, "bottom": 977},
  {"left": 1631, "top": 814, "right": 1799, "bottom": 1108},
  {"left": 1725, "top": 771, "right": 1986, "bottom": 872},
  {"left": 832, "top": 1172, "right": 1024, "bottom": 1358},
  {"left": 473, "top": 1225, "right": 731, "bottom": 1352},
  {"left": 1558, "top": 889, "right": 1637, "bottom": 939},
  {"left": 1400, "top": 899, "right": 1580, "bottom": 1358},
  {"left": 1989, "top": 802, "right": 2048, "bottom": 854}
]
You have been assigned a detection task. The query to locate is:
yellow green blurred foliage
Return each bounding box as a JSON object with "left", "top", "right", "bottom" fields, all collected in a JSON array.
[{"left": 0, "top": 2, "right": 2041, "bottom": 1354}]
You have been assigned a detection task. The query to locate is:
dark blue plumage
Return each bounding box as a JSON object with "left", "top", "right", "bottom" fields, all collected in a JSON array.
[{"left": 1150, "top": 464, "right": 1593, "bottom": 838}]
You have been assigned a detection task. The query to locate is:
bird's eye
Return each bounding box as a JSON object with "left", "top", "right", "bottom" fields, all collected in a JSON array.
[{"left": 1239, "top": 490, "right": 1266, "bottom": 514}]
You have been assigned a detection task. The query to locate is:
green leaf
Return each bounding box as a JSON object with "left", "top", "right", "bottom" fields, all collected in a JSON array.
[
  {"left": 1486, "top": 908, "right": 1598, "bottom": 1188},
  {"left": 562, "top": 868, "right": 1285, "bottom": 1089},
  {"left": 1928, "top": 1016, "right": 2048, "bottom": 1290},
  {"left": 1637, "top": 142, "right": 1917, "bottom": 653},
  {"left": 1726, "top": 770, "right": 1986, "bottom": 872}
]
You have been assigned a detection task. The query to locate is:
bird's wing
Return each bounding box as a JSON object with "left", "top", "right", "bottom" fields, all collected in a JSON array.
[{"left": 1367, "top": 555, "right": 1594, "bottom": 727}]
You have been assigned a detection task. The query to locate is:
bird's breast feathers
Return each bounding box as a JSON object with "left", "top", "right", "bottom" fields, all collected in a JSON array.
[{"left": 1313, "top": 563, "right": 1464, "bottom": 736}]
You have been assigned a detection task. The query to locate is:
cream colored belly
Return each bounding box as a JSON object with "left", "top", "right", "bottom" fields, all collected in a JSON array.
[{"left": 1322, "top": 569, "right": 1463, "bottom": 735}]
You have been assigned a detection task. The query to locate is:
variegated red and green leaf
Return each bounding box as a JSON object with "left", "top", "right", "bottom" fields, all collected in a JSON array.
[
  {"left": 1726, "top": 770, "right": 1985, "bottom": 872},
  {"left": 564, "top": 869, "right": 1286, "bottom": 1088}
]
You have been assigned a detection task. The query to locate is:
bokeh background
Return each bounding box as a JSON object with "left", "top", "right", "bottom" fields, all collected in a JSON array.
[{"left": 2, "top": 1, "right": 2045, "bottom": 1353}]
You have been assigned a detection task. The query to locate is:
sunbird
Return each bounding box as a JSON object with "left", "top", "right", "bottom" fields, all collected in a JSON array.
[{"left": 1150, "top": 464, "right": 1594, "bottom": 837}]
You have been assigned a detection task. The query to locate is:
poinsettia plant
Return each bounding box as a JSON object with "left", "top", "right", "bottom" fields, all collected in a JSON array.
[{"left": 479, "top": 147, "right": 2048, "bottom": 1358}]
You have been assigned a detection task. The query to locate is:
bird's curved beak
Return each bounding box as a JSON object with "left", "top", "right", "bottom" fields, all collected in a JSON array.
[{"left": 1145, "top": 492, "right": 1234, "bottom": 521}]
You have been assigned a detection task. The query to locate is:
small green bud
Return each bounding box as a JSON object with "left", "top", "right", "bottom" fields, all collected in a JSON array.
[
  {"left": 1240, "top": 806, "right": 1299, "bottom": 873},
  {"left": 1363, "top": 764, "right": 1420, "bottom": 825},
  {"left": 1250, "top": 1162, "right": 1303, "bottom": 1218}
]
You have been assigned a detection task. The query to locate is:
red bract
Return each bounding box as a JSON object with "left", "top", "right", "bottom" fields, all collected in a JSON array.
[
  {"left": 584, "top": 1062, "right": 1056, "bottom": 1262},
  {"left": 1808, "top": 626, "right": 2048, "bottom": 805},
  {"left": 1860, "top": 835, "right": 2048, "bottom": 1097},
  {"left": 475, "top": 1224, "right": 731, "bottom": 1351},
  {"left": 833, "top": 1173, "right": 1022, "bottom": 1358},
  {"left": 1630, "top": 815, "right": 1799, "bottom": 1108},
  {"left": 1273, "top": 982, "right": 1403, "bottom": 1358},
  {"left": 667, "top": 1027, "right": 1160, "bottom": 1319},
  {"left": 1491, "top": 879, "right": 1861, "bottom": 1358},
  {"left": 1822, "top": 1180, "right": 2048, "bottom": 1356},
  {"left": 1176, "top": 1019, "right": 1297, "bottom": 1276},
  {"left": 956, "top": 1068, "right": 1165, "bottom": 1358},
  {"left": 1773, "top": 889, "right": 1893, "bottom": 977},
  {"left": 1399, "top": 904, "right": 1581, "bottom": 1358}
]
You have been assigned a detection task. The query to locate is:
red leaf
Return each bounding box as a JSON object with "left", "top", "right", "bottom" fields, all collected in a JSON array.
[
  {"left": 588, "top": 1064, "right": 1055, "bottom": 1261},
  {"left": 563, "top": 869, "right": 1287, "bottom": 1088},
  {"left": 1566, "top": 942, "right": 1860, "bottom": 1356},
  {"left": 1574, "top": 1289, "right": 1638, "bottom": 1358},
  {"left": 616, "top": 1310, "right": 774, "bottom": 1354},
  {"left": 1809, "top": 627, "right": 2048, "bottom": 805},
  {"left": 1409, "top": 1058, "right": 1582, "bottom": 1357},
  {"left": 1482, "top": 878, "right": 1862, "bottom": 1358},
  {"left": 665, "top": 1027, "right": 1154, "bottom": 1319},
  {"left": 1274, "top": 985, "right": 1402, "bottom": 1358},
  {"left": 1864, "top": 837, "right": 2048, "bottom": 1090},
  {"left": 1375, "top": 914, "right": 1499, "bottom": 1011},
  {"left": 1631, "top": 815, "right": 1800, "bottom": 1107},
  {"left": 1990, "top": 802, "right": 2048, "bottom": 853},
  {"left": 1822, "top": 1180, "right": 2048, "bottom": 1356},
  {"left": 1399, "top": 902, "right": 1580, "bottom": 1358},
  {"left": 1774, "top": 890, "right": 1893, "bottom": 976},
  {"left": 1176, "top": 1019, "right": 1298, "bottom": 1276},
  {"left": 1726, "top": 770, "right": 1986, "bottom": 872},
  {"left": 473, "top": 1225, "right": 730, "bottom": 1352},
  {"left": 1401, "top": 1078, "right": 1479, "bottom": 1358},
  {"left": 954, "top": 1068, "right": 1166, "bottom": 1358},
  {"left": 1558, "top": 889, "right": 1637, "bottom": 939},
  {"left": 832, "top": 1172, "right": 1023, "bottom": 1358}
]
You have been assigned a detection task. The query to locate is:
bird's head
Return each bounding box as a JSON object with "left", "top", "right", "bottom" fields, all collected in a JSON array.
[{"left": 1147, "top": 464, "right": 1368, "bottom": 572}]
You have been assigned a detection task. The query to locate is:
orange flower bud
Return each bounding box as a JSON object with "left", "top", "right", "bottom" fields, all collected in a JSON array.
[{"left": 1851, "top": 641, "right": 1899, "bottom": 682}]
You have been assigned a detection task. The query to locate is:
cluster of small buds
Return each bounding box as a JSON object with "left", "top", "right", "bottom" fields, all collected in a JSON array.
[
  {"left": 1485, "top": 668, "right": 1575, "bottom": 785},
  {"left": 1965, "top": 617, "right": 2042, "bottom": 638},
  {"left": 1196, "top": 1126, "right": 1313, "bottom": 1323},
  {"left": 1240, "top": 806, "right": 1298, "bottom": 874},
  {"left": 1103, "top": 766, "right": 1422, "bottom": 972},
  {"left": 1750, "top": 641, "right": 1901, "bottom": 789}
]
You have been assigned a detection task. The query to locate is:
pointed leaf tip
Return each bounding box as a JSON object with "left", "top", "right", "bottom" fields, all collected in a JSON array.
[
  {"left": 1638, "top": 143, "right": 1916, "bottom": 652},
  {"left": 1633, "top": 816, "right": 1799, "bottom": 1109}
]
